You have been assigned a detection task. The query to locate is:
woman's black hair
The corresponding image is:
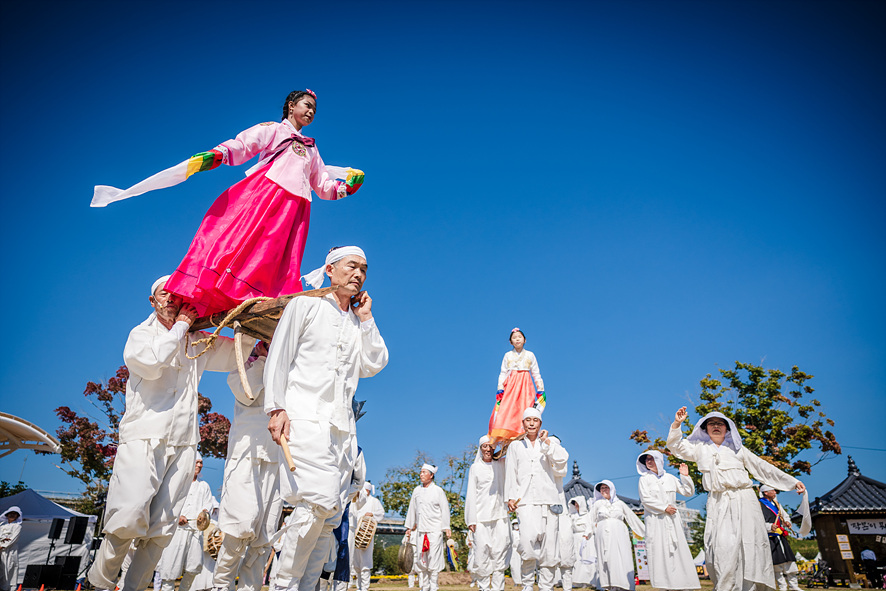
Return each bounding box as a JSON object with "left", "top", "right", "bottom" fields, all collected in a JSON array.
[
  {"left": 282, "top": 90, "right": 317, "bottom": 121},
  {"left": 701, "top": 417, "right": 731, "bottom": 432},
  {"left": 638, "top": 454, "right": 651, "bottom": 465},
  {"left": 509, "top": 329, "right": 525, "bottom": 344}
]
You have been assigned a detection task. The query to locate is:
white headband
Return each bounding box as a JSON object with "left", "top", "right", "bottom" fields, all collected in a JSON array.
[
  {"left": 421, "top": 463, "right": 438, "bottom": 474},
  {"left": 479, "top": 435, "right": 490, "bottom": 445},
  {"left": 301, "top": 246, "right": 367, "bottom": 289},
  {"left": 522, "top": 407, "right": 542, "bottom": 421},
  {"left": 151, "top": 274, "right": 171, "bottom": 296}
]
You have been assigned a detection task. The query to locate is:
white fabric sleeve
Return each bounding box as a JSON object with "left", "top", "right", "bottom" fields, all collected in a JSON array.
[
  {"left": 227, "top": 356, "right": 266, "bottom": 407},
  {"left": 263, "top": 299, "right": 305, "bottom": 415},
  {"left": 464, "top": 466, "right": 478, "bottom": 527},
  {"left": 439, "top": 488, "right": 451, "bottom": 531},
  {"left": 218, "top": 123, "right": 278, "bottom": 166},
  {"left": 638, "top": 476, "right": 669, "bottom": 515},
  {"left": 0, "top": 523, "right": 21, "bottom": 548},
  {"left": 358, "top": 318, "right": 389, "bottom": 378},
  {"left": 739, "top": 448, "right": 800, "bottom": 492},
  {"left": 404, "top": 489, "right": 418, "bottom": 530},
  {"left": 123, "top": 322, "right": 188, "bottom": 380},
  {"left": 620, "top": 500, "right": 646, "bottom": 537},
  {"left": 544, "top": 438, "right": 569, "bottom": 477},
  {"left": 676, "top": 472, "right": 696, "bottom": 497},
  {"left": 666, "top": 425, "right": 699, "bottom": 462},
  {"left": 504, "top": 451, "right": 519, "bottom": 501},
  {"left": 497, "top": 353, "right": 509, "bottom": 390},
  {"left": 529, "top": 352, "right": 544, "bottom": 392},
  {"left": 371, "top": 497, "right": 386, "bottom": 520},
  {"left": 204, "top": 333, "right": 253, "bottom": 374}
]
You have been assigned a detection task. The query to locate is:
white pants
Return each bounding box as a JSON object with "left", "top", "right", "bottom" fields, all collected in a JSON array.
[
  {"left": 273, "top": 421, "right": 355, "bottom": 591},
  {"left": 773, "top": 562, "right": 801, "bottom": 591},
  {"left": 515, "top": 505, "right": 559, "bottom": 567},
  {"left": 0, "top": 549, "right": 18, "bottom": 591},
  {"left": 414, "top": 531, "right": 445, "bottom": 591},
  {"left": 353, "top": 540, "right": 373, "bottom": 591},
  {"left": 89, "top": 441, "right": 196, "bottom": 591},
  {"left": 473, "top": 519, "right": 509, "bottom": 591}
]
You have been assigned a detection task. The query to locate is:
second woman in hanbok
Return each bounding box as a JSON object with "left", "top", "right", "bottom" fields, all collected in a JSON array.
[
  {"left": 488, "top": 328, "right": 545, "bottom": 445},
  {"left": 636, "top": 450, "right": 700, "bottom": 591},
  {"left": 585, "top": 480, "right": 645, "bottom": 591}
]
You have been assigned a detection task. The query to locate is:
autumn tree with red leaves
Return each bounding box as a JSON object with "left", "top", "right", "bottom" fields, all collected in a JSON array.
[
  {"left": 56, "top": 366, "right": 230, "bottom": 514},
  {"left": 630, "top": 361, "right": 841, "bottom": 489}
]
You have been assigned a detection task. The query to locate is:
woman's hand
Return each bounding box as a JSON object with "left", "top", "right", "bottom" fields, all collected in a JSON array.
[
  {"left": 673, "top": 407, "right": 688, "bottom": 428},
  {"left": 679, "top": 463, "right": 689, "bottom": 476},
  {"left": 796, "top": 481, "right": 806, "bottom": 494},
  {"left": 665, "top": 505, "right": 677, "bottom": 515}
]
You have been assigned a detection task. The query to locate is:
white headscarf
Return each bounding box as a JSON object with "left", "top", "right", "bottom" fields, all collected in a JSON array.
[
  {"left": 759, "top": 484, "right": 776, "bottom": 497},
  {"left": 363, "top": 481, "right": 375, "bottom": 496},
  {"left": 421, "top": 463, "right": 438, "bottom": 475},
  {"left": 568, "top": 496, "right": 588, "bottom": 515},
  {"left": 522, "top": 407, "right": 542, "bottom": 421},
  {"left": 636, "top": 450, "right": 666, "bottom": 478},
  {"left": 474, "top": 435, "right": 492, "bottom": 464},
  {"left": 2, "top": 506, "right": 22, "bottom": 524},
  {"left": 687, "top": 411, "right": 742, "bottom": 452},
  {"left": 151, "top": 274, "right": 172, "bottom": 296},
  {"left": 594, "top": 479, "right": 617, "bottom": 504},
  {"left": 301, "top": 246, "right": 367, "bottom": 289}
]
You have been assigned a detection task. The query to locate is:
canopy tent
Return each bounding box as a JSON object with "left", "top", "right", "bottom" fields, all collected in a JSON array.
[
  {"left": 693, "top": 549, "right": 705, "bottom": 566},
  {"left": 0, "top": 489, "right": 97, "bottom": 585},
  {"left": 0, "top": 412, "right": 61, "bottom": 458}
]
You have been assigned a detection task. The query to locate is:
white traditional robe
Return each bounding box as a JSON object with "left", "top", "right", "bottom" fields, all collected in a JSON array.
[
  {"left": 0, "top": 509, "right": 22, "bottom": 591},
  {"left": 636, "top": 452, "right": 700, "bottom": 590},
  {"left": 590, "top": 481, "right": 645, "bottom": 591},
  {"left": 353, "top": 490, "right": 385, "bottom": 591},
  {"left": 214, "top": 356, "right": 283, "bottom": 591},
  {"left": 157, "top": 479, "right": 215, "bottom": 587},
  {"left": 504, "top": 435, "right": 568, "bottom": 591},
  {"left": 405, "top": 482, "right": 451, "bottom": 591},
  {"left": 568, "top": 497, "right": 596, "bottom": 587},
  {"left": 667, "top": 417, "right": 800, "bottom": 591},
  {"left": 89, "top": 314, "right": 249, "bottom": 591},
  {"left": 497, "top": 350, "right": 544, "bottom": 392},
  {"left": 465, "top": 456, "right": 509, "bottom": 591},
  {"left": 264, "top": 294, "right": 387, "bottom": 591}
]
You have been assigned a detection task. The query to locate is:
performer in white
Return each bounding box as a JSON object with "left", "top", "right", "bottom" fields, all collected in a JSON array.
[
  {"left": 587, "top": 480, "right": 644, "bottom": 591},
  {"left": 504, "top": 408, "right": 569, "bottom": 591},
  {"left": 0, "top": 507, "right": 22, "bottom": 591},
  {"left": 507, "top": 520, "right": 521, "bottom": 588},
  {"left": 667, "top": 407, "right": 807, "bottom": 591},
  {"left": 212, "top": 342, "right": 283, "bottom": 591},
  {"left": 405, "top": 464, "right": 452, "bottom": 591},
  {"left": 465, "top": 436, "right": 509, "bottom": 591},
  {"left": 265, "top": 246, "right": 388, "bottom": 591},
  {"left": 636, "top": 451, "right": 700, "bottom": 591},
  {"left": 555, "top": 481, "right": 575, "bottom": 591},
  {"left": 353, "top": 482, "right": 385, "bottom": 591},
  {"left": 567, "top": 497, "right": 596, "bottom": 588},
  {"left": 88, "top": 276, "right": 250, "bottom": 591},
  {"left": 157, "top": 456, "right": 216, "bottom": 591}
]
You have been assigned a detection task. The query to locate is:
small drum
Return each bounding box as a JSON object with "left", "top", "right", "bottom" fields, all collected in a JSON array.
[
  {"left": 203, "top": 524, "right": 224, "bottom": 560},
  {"left": 354, "top": 514, "right": 377, "bottom": 550}
]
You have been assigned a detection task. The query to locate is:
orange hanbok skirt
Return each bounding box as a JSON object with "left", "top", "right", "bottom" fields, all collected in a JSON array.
[{"left": 488, "top": 371, "right": 539, "bottom": 442}]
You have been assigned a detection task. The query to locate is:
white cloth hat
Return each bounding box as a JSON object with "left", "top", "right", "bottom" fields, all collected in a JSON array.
[
  {"left": 2, "top": 506, "right": 22, "bottom": 524},
  {"left": 301, "top": 246, "right": 367, "bottom": 289},
  {"left": 151, "top": 274, "right": 171, "bottom": 296},
  {"left": 479, "top": 435, "right": 490, "bottom": 445},
  {"left": 420, "top": 463, "right": 438, "bottom": 474},
  {"left": 522, "top": 407, "right": 542, "bottom": 421}
]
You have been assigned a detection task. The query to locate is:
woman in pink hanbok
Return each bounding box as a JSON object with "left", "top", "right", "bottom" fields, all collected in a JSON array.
[
  {"left": 92, "top": 90, "right": 364, "bottom": 316},
  {"left": 488, "top": 328, "right": 546, "bottom": 446}
]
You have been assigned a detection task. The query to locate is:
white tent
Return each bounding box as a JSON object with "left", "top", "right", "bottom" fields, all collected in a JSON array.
[
  {"left": 693, "top": 549, "right": 705, "bottom": 566},
  {"left": 0, "top": 489, "right": 97, "bottom": 585}
]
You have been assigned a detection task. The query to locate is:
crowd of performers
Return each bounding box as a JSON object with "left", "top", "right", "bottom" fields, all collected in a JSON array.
[{"left": 83, "top": 89, "right": 809, "bottom": 591}]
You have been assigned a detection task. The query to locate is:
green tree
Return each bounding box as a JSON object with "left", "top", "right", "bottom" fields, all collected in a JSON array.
[
  {"left": 630, "top": 361, "right": 841, "bottom": 488},
  {"left": 379, "top": 446, "right": 476, "bottom": 571},
  {"left": 0, "top": 481, "right": 28, "bottom": 498},
  {"left": 687, "top": 510, "right": 706, "bottom": 556}
]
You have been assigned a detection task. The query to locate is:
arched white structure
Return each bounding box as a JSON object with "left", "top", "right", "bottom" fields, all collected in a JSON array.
[{"left": 0, "top": 411, "right": 62, "bottom": 458}]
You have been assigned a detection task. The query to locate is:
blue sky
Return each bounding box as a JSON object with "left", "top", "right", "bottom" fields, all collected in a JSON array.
[{"left": 1, "top": 0, "right": 884, "bottom": 511}]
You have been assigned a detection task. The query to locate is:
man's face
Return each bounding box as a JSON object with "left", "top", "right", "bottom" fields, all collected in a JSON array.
[
  {"left": 480, "top": 442, "right": 495, "bottom": 462},
  {"left": 419, "top": 469, "right": 433, "bottom": 486},
  {"left": 326, "top": 256, "right": 367, "bottom": 295},
  {"left": 763, "top": 489, "right": 777, "bottom": 501},
  {"left": 194, "top": 458, "right": 203, "bottom": 479},
  {"left": 150, "top": 287, "right": 182, "bottom": 323},
  {"left": 523, "top": 416, "right": 541, "bottom": 437}
]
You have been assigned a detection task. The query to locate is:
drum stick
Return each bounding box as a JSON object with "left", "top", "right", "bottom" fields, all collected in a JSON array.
[{"left": 280, "top": 433, "right": 296, "bottom": 472}]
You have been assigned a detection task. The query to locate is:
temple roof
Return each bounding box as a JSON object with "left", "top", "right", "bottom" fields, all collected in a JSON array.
[
  {"left": 810, "top": 456, "right": 886, "bottom": 514},
  {"left": 563, "top": 460, "right": 642, "bottom": 511}
]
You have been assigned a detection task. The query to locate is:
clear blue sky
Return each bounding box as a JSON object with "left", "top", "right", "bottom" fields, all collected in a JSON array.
[{"left": 1, "top": 0, "right": 884, "bottom": 510}]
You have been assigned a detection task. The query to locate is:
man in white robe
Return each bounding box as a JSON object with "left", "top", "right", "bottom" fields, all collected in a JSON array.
[
  {"left": 465, "top": 436, "right": 509, "bottom": 591},
  {"left": 211, "top": 343, "right": 283, "bottom": 591},
  {"left": 157, "top": 456, "right": 215, "bottom": 591},
  {"left": 352, "top": 482, "right": 385, "bottom": 591},
  {"left": 265, "top": 247, "right": 388, "bottom": 591},
  {"left": 554, "top": 467, "right": 574, "bottom": 591},
  {"left": 89, "top": 276, "right": 251, "bottom": 591},
  {"left": 0, "top": 507, "right": 22, "bottom": 591},
  {"left": 405, "top": 464, "right": 452, "bottom": 591},
  {"left": 505, "top": 408, "right": 569, "bottom": 591}
]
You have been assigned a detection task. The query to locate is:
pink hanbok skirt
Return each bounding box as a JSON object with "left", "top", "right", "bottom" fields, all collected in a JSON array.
[
  {"left": 165, "top": 163, "right": 309, "bottom": 316},
  {"left": 488, "top": 371, "right": 538, "bottom": 443}
]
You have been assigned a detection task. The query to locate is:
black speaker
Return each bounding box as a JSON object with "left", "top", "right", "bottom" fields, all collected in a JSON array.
[
  {"left": 23, "top": 564, "right": 62, "bottom": 588},
  {"left": 64, "top": 516, "right": 89, "bottom": 544},
  {"left": 48, "top": 518, "right": 65, "bottom": 540},
  {"left": 54, "top": 555, "right": 81, "bottom": 575}
]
